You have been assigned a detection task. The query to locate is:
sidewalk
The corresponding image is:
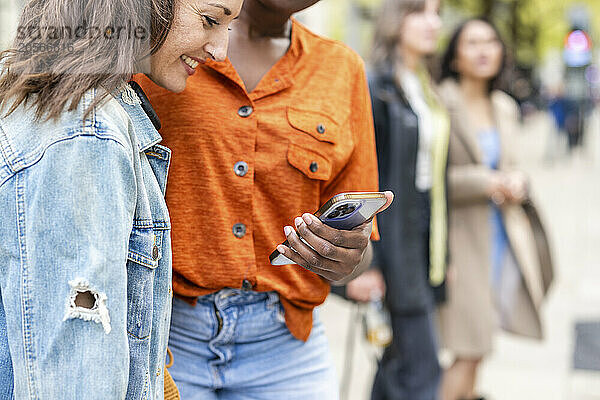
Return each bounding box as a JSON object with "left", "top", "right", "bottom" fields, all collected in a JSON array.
[{"left": 319, "top": 111, "right": 600, "bottom": 400}]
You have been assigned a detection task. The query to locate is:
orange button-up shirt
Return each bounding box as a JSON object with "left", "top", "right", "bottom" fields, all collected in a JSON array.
[{"left": 135, "top": 20, "right": 379, "bottom": 341}]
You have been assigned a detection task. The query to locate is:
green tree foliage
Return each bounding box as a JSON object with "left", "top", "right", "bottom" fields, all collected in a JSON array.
[{"left": 444, "top": 0, "right": 600, "bottom": 66}]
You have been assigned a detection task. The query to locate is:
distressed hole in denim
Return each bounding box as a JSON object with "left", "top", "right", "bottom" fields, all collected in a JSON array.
[
  {"left": 74, "top": 291, "right": 95, "bottom": 308},
  {"left": 63, "top": 278, "right": 111, "bottom": 334}
]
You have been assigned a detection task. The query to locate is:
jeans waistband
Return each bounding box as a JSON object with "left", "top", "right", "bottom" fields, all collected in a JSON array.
[{"left": 198, "top": 289, "right": 280, "bottom": 307}]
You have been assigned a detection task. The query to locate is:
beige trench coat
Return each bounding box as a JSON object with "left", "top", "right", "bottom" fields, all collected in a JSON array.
[{"left": 437, "top": 80, "right": 553, "bottom": 357}]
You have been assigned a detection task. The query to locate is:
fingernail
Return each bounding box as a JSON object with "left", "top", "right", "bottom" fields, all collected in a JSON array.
[
  {"left": 277, "top": 245, "right": 286, "bottom": 254},
  {"left": 284, "top": 226, "right": 293, "bottom": 236},
  {"left": 294, "top": 217, "right": 304, "bottom": 228},
  {"left": 302, "top": 214, "right": 313, "bottom": 225}
]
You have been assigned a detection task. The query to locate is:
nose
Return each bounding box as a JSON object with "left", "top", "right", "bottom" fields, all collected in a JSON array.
[
  {"left": 427, "top": 12, "right": 442, "bottom": 30},
  {"left": 205, "top": 29, "right": 229, "bottom": 62}
]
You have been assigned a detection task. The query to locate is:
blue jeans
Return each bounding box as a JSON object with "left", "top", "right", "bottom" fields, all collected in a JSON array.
[{"left": 168, "top": 290, "right": 339, "bottom": 399}]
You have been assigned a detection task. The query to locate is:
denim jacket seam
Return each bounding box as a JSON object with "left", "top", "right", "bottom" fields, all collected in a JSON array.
[
  {"left": 0, "top": 124, "right": 17, "bottom": 171},
  {"left": 0, "top": 134, "right": 132, "bottom": 194},
  {"left": 133, "top": 219, "right": 154, "bottom": 229},
  {"left": 15, "top": 172, "right": 39, "bottom": 399},
  {"left": 146, "top": 145, "right": 172, "bottom": 197},
  {"left": 126, "top": 328, "right": 151, "bottom": 341},
  {"left": 0, "top": 124, "right": 18, "bottom": 188},
  {"left": 127, "top": 249, "right": 158, "bottom": 269},
  {"left": 132, "top": 219, "right": 170, "bottom": 230},
  {"left": 18, "top": 132, "right": 132, "bottom": 176}
]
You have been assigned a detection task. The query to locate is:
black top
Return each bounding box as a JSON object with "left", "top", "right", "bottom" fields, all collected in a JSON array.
[
  {"left": 128, "top": 80, "right": 161, "bottom": 131},
  {"left": 369, "top": 68, "right": 447, "bottom": 315}
]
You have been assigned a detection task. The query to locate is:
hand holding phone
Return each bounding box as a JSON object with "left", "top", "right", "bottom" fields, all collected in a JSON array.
[{"left": 270, "top": 191, "right": 394, "bottom": 284}]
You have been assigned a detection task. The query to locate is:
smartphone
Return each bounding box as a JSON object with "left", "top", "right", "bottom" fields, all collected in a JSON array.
[{"left": 269, "top": 192, "right": 388, "bottom": 266}]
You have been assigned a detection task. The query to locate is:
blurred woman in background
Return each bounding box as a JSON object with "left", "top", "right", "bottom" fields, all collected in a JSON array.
[
  {"left": 437, "top": 18, "right": 549, "bottom": 400},
  {"left": 348, "top": 0, "right": 450, "bottom": 398}
]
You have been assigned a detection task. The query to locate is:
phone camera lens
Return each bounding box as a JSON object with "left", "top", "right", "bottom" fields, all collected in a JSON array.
[
  {"left": 328, "top": 210, "right": 341, "bottom": 219},
  {"left": 329, "top": 202, "right": 359, "bottom": 219}
]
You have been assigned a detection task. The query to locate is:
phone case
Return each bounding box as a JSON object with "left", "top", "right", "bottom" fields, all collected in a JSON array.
[{"left": 269, "top": 192, "right": 387, "bottom": 266}]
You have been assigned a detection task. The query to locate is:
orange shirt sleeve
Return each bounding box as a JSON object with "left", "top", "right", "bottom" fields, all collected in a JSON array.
[
  {"left": 371, "top": 218, "right": 380, "bottom": 241},
  {"left": 320, "top": 56, "right": 381, "bottom": 241}
]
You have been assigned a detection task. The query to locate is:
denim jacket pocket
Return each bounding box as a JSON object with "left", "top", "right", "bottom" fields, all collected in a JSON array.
[
  {"left": 127, "top": 225, "right": 161, "bottom": 269},
  {"left": 126, "top": 224, "right": 163, "bottom": 340}
]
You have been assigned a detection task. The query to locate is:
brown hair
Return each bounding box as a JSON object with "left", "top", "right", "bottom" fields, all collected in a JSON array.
[
  {"left": 0, "top": 0, "right": 175, "bottom": 120},
  {"left": 439, "top": 18, "right": 506, "bottom": 92},
  {"left": 371, "top": 0, "right": 427, "bottom": 69}
]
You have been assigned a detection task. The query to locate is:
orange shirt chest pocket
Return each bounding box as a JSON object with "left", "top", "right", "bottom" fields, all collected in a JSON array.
[{"left": 285, "top": 106, "right": 354, "bottom": 185}]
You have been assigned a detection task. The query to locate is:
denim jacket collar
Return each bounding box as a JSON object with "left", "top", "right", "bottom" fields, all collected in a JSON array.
[{"left": 114, "top": 82, "right": 162, "bottom": 152}]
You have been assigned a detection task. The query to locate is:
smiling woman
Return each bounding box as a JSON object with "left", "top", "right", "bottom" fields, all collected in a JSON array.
[
  {"left": 0, "top": 0, "right": 241, "bottom": 399},
  {"left": 148, "top": 0, "right": 242, "bottom": 92},
  {"left": 0, "top": 0, "right": 242, "bottom": 118}
]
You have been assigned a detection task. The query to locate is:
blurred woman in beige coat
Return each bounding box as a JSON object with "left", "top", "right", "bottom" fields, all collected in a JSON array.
[{"left": 437, "top": 18, "right": 553, "bottom": 400}]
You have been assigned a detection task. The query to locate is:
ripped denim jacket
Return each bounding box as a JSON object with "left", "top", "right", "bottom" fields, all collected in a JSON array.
[{"left": 0, "top": 83, "right": 172, "bottom": 399}]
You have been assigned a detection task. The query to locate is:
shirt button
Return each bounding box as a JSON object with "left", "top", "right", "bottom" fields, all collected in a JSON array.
[
  {"left": 310, "top": 162, "right": 319, "bottom": 173},
  {"left": 316, "top": 124, "right": 326, "bottom": 134},
  {"left": 152, "top": 245, "right": 159, "bottom": 260},
  {"left": 242, "top": 279, "right": 253, "bottom": 291},
  {"left": 234, "top": 161, "right": 249, "bottom": 177},
  {"left": 238, "top": 106, "right": 253, "bottom": 118},
  {"left": 232, "top": 223, "right": 247, "bottom": 238}
]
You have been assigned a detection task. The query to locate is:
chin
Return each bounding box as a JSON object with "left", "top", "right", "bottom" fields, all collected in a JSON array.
[
  {"left": 168, "top": 80, "right": 187, "bottom": 93},
  {"left": 418, "top": 49, "right": 436, "bottom": 58},
  {"left": 418, "top": 44, "right": 437, "bottom": 56},
  {"left": 152, "top": 74, "right": 187, "bottom": 93},
  {"left": 474, "top": 71, "right": 497, "bottom": 81}
]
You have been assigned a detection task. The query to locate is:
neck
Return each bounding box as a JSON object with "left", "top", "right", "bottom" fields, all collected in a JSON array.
[
  {"left": 240, "top": 1, "right": 293, "bottom": 37},
  {"left": 458, "top": 76, "right": 490, "bottom": 99},
  {"left": 398, "top": 45, "right": 422, "bottom": 72}
]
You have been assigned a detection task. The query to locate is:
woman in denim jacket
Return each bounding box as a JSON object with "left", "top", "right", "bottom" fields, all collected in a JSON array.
[{"left": 0, "top": 0, "right": 241, "bottom": 398}]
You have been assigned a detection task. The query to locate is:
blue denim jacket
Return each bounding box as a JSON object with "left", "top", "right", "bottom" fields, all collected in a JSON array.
[{"left": 0, "top": 84, "right": 172, "bottom": 399}]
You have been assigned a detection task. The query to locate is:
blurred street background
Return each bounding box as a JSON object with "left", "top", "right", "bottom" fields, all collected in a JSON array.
[
  {"left": 294, "top": 1, "right": 600, "bottom": 399},
  {"left": 320, "top": 112, "right": 600, "bottom": 399},
  {"left": 2, "top": 0, "right": 599, "bottom": 398}
]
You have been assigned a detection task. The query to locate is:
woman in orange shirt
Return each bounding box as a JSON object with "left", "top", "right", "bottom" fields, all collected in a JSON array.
[{"left": 136, "top": 0, "right": 391, "bottom": 398}]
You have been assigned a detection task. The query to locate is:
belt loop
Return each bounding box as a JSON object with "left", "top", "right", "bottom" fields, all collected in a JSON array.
[
  {"left": 266, "top": 291, "right": 280, "bottom": 307},
  {"left": 214, "top": 303, "right": 223, "bottom": 335}
]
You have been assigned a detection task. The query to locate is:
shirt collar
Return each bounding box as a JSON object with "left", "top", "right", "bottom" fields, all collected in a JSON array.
[
  {"left": 201, "top": 18, "right": 308, "bottom": 99},
  {"left": 288, "top": 17, "right": 307, "bottom": 58},
  {"left": 114, "top": 81, "right": 163, "bottom": 152}
]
